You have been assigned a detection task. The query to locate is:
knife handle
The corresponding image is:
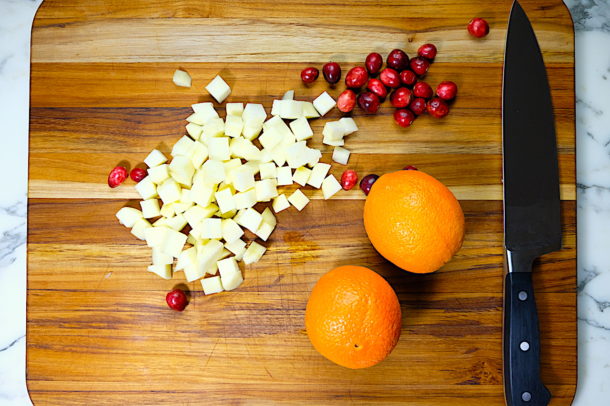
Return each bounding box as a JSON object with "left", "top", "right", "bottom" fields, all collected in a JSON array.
[{"left": 503, "top": 268, "right": 550, "bottom": 406}]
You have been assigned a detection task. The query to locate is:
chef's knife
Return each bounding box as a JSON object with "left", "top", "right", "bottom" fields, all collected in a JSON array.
[{"left": 502, "top": 1, "right": 561, "bottom": 405}]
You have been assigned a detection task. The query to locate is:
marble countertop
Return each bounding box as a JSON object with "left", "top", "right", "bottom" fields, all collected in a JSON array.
[{"left": 1, "top": 0, "right": 608, "bottom": 404}]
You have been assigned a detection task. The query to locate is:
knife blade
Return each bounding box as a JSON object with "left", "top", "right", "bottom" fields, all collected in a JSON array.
[{"left": 502, "top": 1, "right": 561, "bottom": 405}]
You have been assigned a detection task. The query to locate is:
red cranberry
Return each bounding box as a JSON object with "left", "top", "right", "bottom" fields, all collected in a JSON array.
[
  {"left": 367, "top": 78, "right": 388, "bottom": 100},
  {"left": 410, "top": 57, "right": 430, "bottom": 76},
  {"left": 403, "top": 165, "right": 418, "bottom": 170},
  {"left": 386, "top": 49, "right": 410, "bottom": 71},
  {"left": 301, "top": 67, "right": 319, "bottom": 84},
  {"left": 417, "top": 43, "right": 437, "bottom": 60},
  {"left": 409, "top": 97, "right": 427, "bottom": 115},
  {"left": 130, "top": 167, "right": 147, "bottom": 182},
  {"left": 394, "top": 109, "right": 416, "bottom": 128},
  {"left": 400, "top": 70, "right": 417, "bottom": 86},
  {"left": 365, "top": 52, "right": 383, "bottom": 75},
  {"left": 357, "top": 92, "right": 380, "bottom": 114},
  {"left": 166, "top": 289, "right": 188, "bottom": 311},
  {"left": 108, "top": 166, "right": 127, "bottom": 188},
  {"left": 436, "top": 81, "right": 458, "bottom": 101},
  {"left": 337, "top": 89, "right": 357, "bottom": 113},
  {"left": 390, "top": 87, "right": 413, "bottom": 108},
  {"left": 360, "top": 174, "right": 379, "bottom": 195},
  {"left": 427, "top": 97, "right": 450, "bottom": 118},
  {"left": 468, "top": 18, "right": 489, "bottom": 38},
  {"left": 379, "top": 68, "right": 400, "bottom": 88},
  {"left": 340, "top": 170, "right": 358, "bottom": 191},
  {"left": 413, "top": 81, "right": 433, "bottom": 99},
  {"left": 345, "top": 66, "right": 369, "bottom": 88},
  {"left": 322, "top": 62, "right": 341, "bottom": 85}
]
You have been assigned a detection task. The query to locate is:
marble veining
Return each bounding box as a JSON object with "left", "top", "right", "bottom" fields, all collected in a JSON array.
[{"left": 0, "top": 0, "right": 608, "bottom": 404}]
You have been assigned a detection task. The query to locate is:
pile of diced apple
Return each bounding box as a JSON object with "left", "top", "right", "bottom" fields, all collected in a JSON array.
[{"left": 115, "top": 73, "right": 358, "bottom": 295}]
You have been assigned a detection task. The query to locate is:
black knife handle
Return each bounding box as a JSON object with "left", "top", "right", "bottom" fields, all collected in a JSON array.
[{"left": 503, "top": 269, "right": 550, "bottom": 406}]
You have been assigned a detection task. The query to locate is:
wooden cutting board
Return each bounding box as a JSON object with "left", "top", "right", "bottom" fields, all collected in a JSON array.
[{"left": 27, "top": 0, "right": 576, "bottom": 404}]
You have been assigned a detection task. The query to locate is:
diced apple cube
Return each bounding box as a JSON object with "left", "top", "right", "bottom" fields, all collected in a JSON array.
[
  {"left": 186, "top": 233, "right": 198, "bottom": 246},
  {"left": 301, "top": 101, "right": 320, "bottom": 118},
  {"left": 152, "top": 248, "right": 174, "bottom": 266},
  {"left": 148, "top": 264, "right": 172, "bottom": 279},
  {"left": 322, "top": 121, "right": 345, "bottom": 141},
  {"left": 279, "top": 100, "right": 303, "bottom": 119},
  {"left": 190, "top": 142, "right": 209, "bottom": 169},
  {"left": 190, "top": 179, "right": 217, "bottom": 207},
  {"left": 242, "top": 103, "right": 267, "bottom": 124},
  {"left": 201, "top": 276, "right": 224, "bottom": 295},
  {"left": 186, "top": 123, "right": 203, "bottom": 140},
  {"left": 263, "top": 116, "right": 294, "bottom": 139},
  {"left": 261, "top": 207, "right": 277, "bottom": 227},
  {"left": 234, "top": 188, "right": 258, "bottom": 210},
  {"left": 173, "top": 202, "right": 193, "bottom": 215},
  {"left": 176, "top": 246, "right": 197, "bottom": 271},
  {"left": 217, "top": 257, "right": 244, "bottom": 291},
  {"left": 191, "top": 102, "right": 219, "bottom": 122},
  {"left": 225, "top": 238, "right": 247, "bottom": 261},
  {"left": 255, "top": 222, "right": 275, "bottom": 241},
  {"left": 166, "top": 214, "right": 188, "bottom": 231},
  {"left": 157, "top": 178, "right": 182, "bottom": 204},
  {"left": 289, "top": 117, "right": 313, "bottom": 141},
  {"left": 293, "top": 166, "right": 312, "bottom": 186},
  {"left": 131, "top": 218, "right": 152, "bottom": 240},
  {"left": 258, "top": 148, "right": 273, "bottom": 164},
  {"left": 226, "top": 102, "right": 244, "bottom": 116},
  {"left": 135, "top": 176, "right": 157, "bottom": 200},
  {"left": 244, "top": 160, "right": 261, "bottom": 176},
  {"left": 205, "top": 75, "right": 231, "bottom": 103},
  {"left": 286, "top": 141, "right": 311, "bottom": 168},
  {"left": 270, "top": 144, "right": 287, "bottom": 167},
  {"left": 145, "top": 226, "right": 169, "bottom": 248},
  {"left": 159, "top": 203, "right": 176, "bottom": 218},
  {"left": 199, "top": 218, "right": 222, "bottom": 239},
  {"left": 255, "top": 179, "right": 278, "bottom": 201},
  {"left": 224, "top": 115, "right": 243, "bottom": 138},
  {"left": 308, "top": 162, "right": 331, "bottom": 189},
  {"left": 276, "top": 166, "right": 293, "bottom": 186},
  {"left": 242, "top": 120, "right": 263, "bottom": 140},
  {"left": 288, "top": 189, "right": 310, "bottom": 211},
  {"left": 199, "top": 159, "right": 226, "bottom": 184},
  {"left": 259, "top": 128, "right": 283, "bottom": 150},
  {"left": 223, "top": 158, "right": 242, "bottom": 174},
  {"left": 322, "top": 135, "right": 345, "bottom": 147},
  {"left": 235, "top": 207, "right": 263, "bottom": 233},
  {"left": 153, "top": 216, "right": 170, "bottom": 228},
  {"left": 322, "top": 174, "right": 342, "bottom": 199},
  {"left": 116, "top": 207, "right": 143, "bottom": 228},
  {"left": 196, "top": 239, "right": 225, "bottom": 278},
  {"left": 231, "top": 165, "right": 255, "bottom": 192},
  {"left": 215, "top": 187, "right": 236, "bottom": 214},
  {"left": 229, "top": 137, "right": 261, "bottom": 161},
  {"left": 144, "top": 149, "right": 168, "bottom": 168},
  {"left": 259, "top": 162, "right": 277, "bottom": 180},
  {"left": 271, "top": 99, "right": 282, "bottom": 116},
  {"left": 207, "top": 136, "right": 231, "bottom": 161},
  {"left": 171, "top": 135, "right": 196, "bottom": 157},
  {"left": 313, "top": 91, "right": 336, "bottom": 116},
  {"left": 307, "top": 148, "right": 322, "bottom": 167},
  {"left": 282, "top": 90, "right": 294, "bottom": 100},
  {"left": 140, "top": 199, "right": 161, "bottom": 219},
  {"left": 272, "top": 194, "right": 290, "bottom": 213},
  {"left": 332, "top": 146, "right": 350, "bottom": 165},
  {"left": 202, "top": 117, "right": 225, "bottom": 139},
  {"left": 243, "top": 241, "right": 267, "bottom": 265},
  {"left": 184, "top": 204, "right": 215, "bottom": 228},
  {"left": 173, "top": 69, "right": 192, "bottom": 87},
  {"left": 147, "top": 164, "right": 170, "bottom": 184},
  {"left": 169, "top": 155, "right": 195, "bottom": 186},
  {"left": 339, "top": 117, "right": 358, "bottom": 135},
  {"left": 221, "top": 218, "right": 244, "bottom": 243}
]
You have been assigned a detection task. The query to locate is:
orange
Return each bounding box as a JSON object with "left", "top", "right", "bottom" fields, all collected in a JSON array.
[
  {"left": 305, "top": 265, "right": 401, "bottom": 369},
  {"left": 363, "top": 170, "right": 464, "bottom": 274}
]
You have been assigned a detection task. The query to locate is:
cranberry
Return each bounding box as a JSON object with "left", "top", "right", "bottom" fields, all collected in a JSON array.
[
  {"left": 360, "top": 174, "right": 379, "bottom": 195},
  {"left": 108, "top": 166, "right": 127, "bottom": 188},
  {"left": 413, "top": 81, "right": 433, "bottom": 99},
  {"left": 322, "top": 62, "right": 341, "bottom": 85},
  {"left": 340, "top": 169, "right": 358, "bottom": 191},
  {"left": 394, "top": 109, "right": 416, "bottom": 128},
  {"left": 345, "top": 66, "right": 369, "bottom": 88},
  {"left": 390, "top": 87, "right": 413, "bottom": 108},
  {"left": 365, "top": 52, "right": 383, "bottom": 75},
  {"left": 300, "top": 67, "right": 319, "bottom": 84},
  {"left": 417, "top": 43, "right": 438, "bottom": 60},
  {"left": 337, "top": 89, "right": 357, "bottom": 113},
  {"left": 367, "top": 78, "right": 388, "bottom": 100},
  {"left": 357, "top": 92, "right": 380, "bottom": 114},
  {"left": 386, "top": 49, "right": 410, "bottom": 71},
  {"left": 436, "top": 81, "right": 458, "bottom": 101},
  {"left": 400, "top": 70, "right": 417, "bottom": 86},
  {"left": 130, "top": 167, "right": 147, "bottom": 182},
  {"left": 379, "top": 68, "right": 400, "bottom": 88},
  {"left": 403, "top": 165, "right": 418, "bottom": 170},
  {"left": 166, "top": 289, "right": 188, "bottom": 311},
  {"left": 427, "top": 97, "right": 450, "bottom": 118},
  {"left": 409, "top": 97, "right": 427, "bottom": 115},
  {"left": 468, "top": 18, "right": 489, "bottom": 38},
  {"left": 410, "top": 57, "right": 430, "bottom": 76}
]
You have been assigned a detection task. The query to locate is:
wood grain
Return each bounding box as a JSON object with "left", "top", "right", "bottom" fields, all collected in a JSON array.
[{"left": 27, "top": 0, "right": 576, "bottom": 404}]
